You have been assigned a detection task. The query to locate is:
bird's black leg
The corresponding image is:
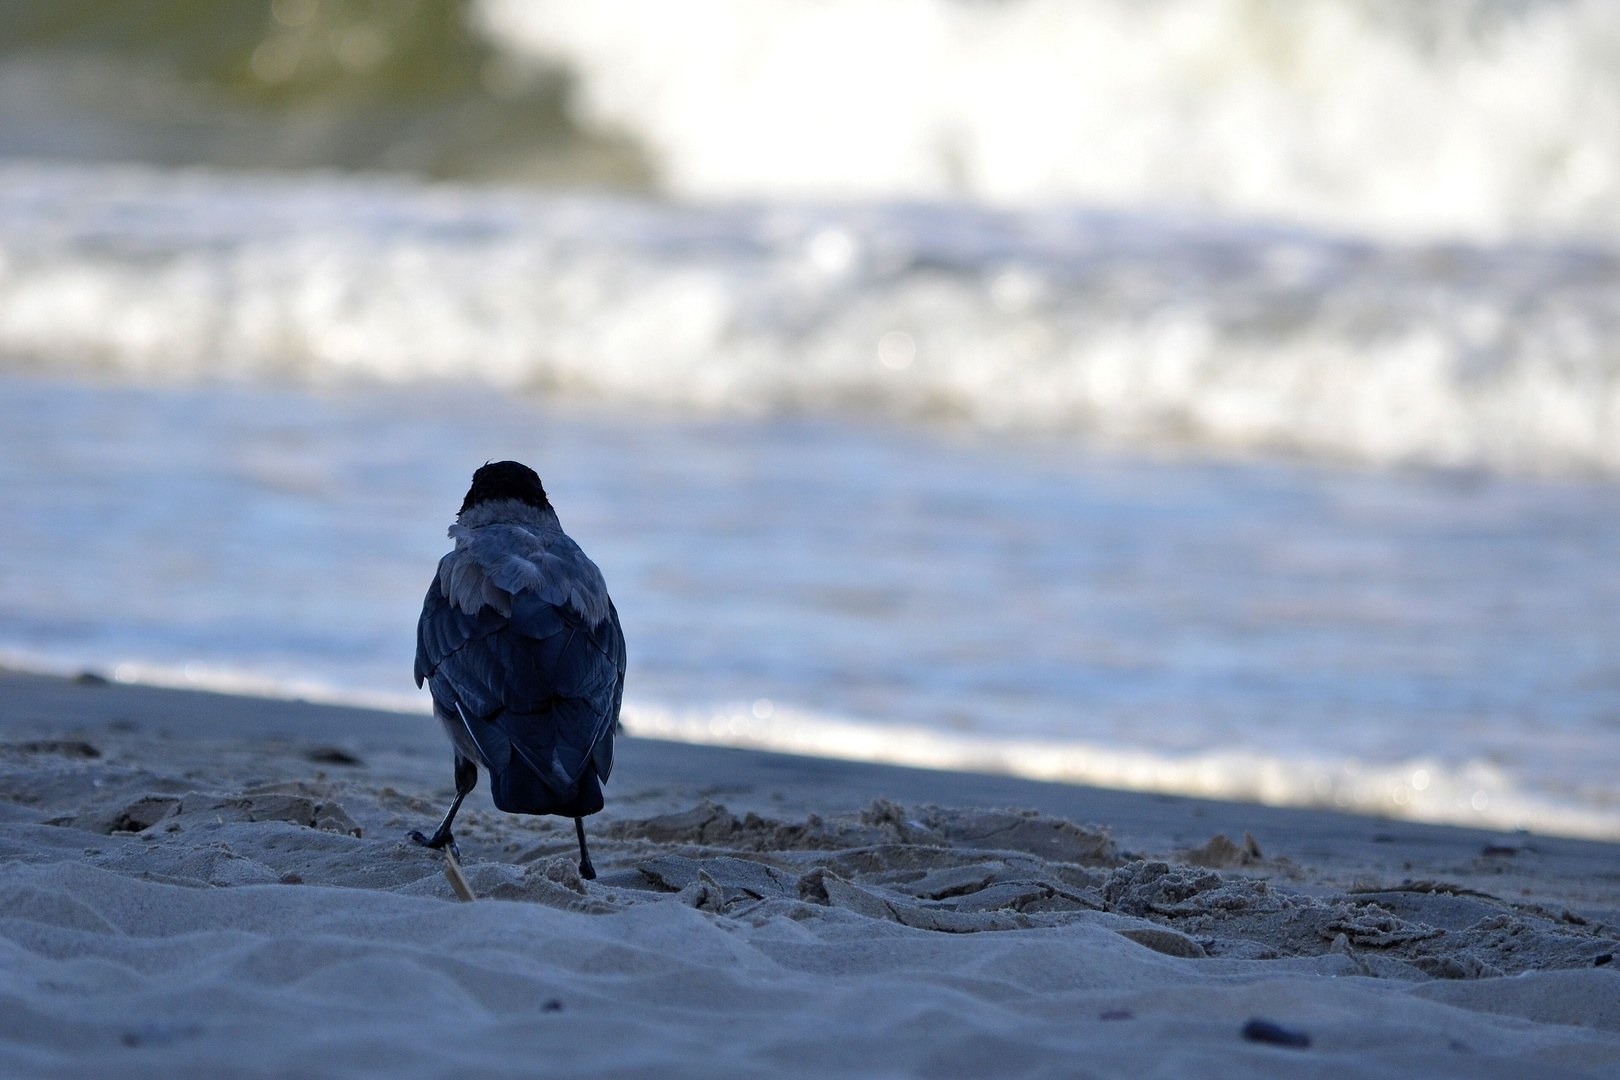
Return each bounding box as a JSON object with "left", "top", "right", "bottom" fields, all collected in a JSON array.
[
  {"left": 574, "top": 816, "right": 596, "bottom": 880},
  {"left": 409, "top": 755, "right": 478, "bottom": 859}
]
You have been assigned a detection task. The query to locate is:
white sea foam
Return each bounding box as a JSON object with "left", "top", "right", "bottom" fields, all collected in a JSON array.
[
  {"left": 2, "top": 165, "right": 1619, "bottom": 475},
  {"left": 481, "top": 0, "right": 1620, "bottom": 241}
]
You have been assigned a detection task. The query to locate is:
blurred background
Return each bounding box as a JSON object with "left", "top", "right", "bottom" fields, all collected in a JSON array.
[{"left": 1, "top": 0, "right": 1618, "bottom": 837}]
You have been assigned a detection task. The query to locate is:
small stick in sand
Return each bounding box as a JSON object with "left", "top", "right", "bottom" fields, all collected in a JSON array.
[{"left": 443, "top": 849, "right": 476, "bottom": 902}]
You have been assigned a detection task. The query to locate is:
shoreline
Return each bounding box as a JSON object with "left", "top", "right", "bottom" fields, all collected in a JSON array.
[
  {"left": 4, "top": 667, "right": 1618, "bottom": 921},
  {"left": 3, "top": 667, "right": 1617, "bottom": 915},
  {"left": 9, "top": 656, "right": 1613, "bottom": 842}
]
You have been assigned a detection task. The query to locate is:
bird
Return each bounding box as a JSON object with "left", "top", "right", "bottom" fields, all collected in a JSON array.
[{"left": 411, "top": 460, "right": 626, "bottom": 880}]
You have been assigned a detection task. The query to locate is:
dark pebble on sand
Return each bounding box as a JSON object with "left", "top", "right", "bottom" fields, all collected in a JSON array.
[
  {"left": 1596, "top": 954, "right": 1613, "bottom": 967},
  {"left": 542, "top": 1000, "right": 563, "bottom": 1012},
  {"left": 5, "top": 739, "right": 100, "bottom": 759},
  {"left": 1242, "top": 1019, "right": 1310, "bottom": 1048},
  {"left": 305, "top": 746, "right": 364, "bottom": 766},
  {"left": 1098, "top": 1010, "right": 1133, "bottom": 1021},
  {"left": 120, "top": 1022, "right": 201, "bottom": 1048},
  {"left": 279, "top": 874, "right": 304, "bottom": 885}
]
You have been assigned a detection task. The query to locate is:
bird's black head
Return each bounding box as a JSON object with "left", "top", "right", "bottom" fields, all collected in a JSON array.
[{"left": 459, "top": 460, "right": 552, "bottom": 515}]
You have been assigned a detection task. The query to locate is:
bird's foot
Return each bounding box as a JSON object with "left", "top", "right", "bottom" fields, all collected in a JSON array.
[
  {"left": 407, "top": 829, "right": 461, "bottom": 860},
  {"left": 572, "top": 817, "right": 596, "bottom": 880}
]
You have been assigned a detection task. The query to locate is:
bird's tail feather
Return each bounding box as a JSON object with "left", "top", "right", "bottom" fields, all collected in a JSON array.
[{"left": 490, "top": 758, "right": 604, "bottom": 817}]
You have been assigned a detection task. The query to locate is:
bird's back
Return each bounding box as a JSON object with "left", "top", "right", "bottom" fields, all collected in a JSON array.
[{"left": 415, "top": 506, "right": 625, "bottom": 817}]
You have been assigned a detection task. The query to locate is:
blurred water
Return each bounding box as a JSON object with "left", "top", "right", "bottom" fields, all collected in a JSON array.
[
  {"left": 9, "top": 2, "right": 1620, "bottom": 239},
  {"left": 3, "top": 165, "right": 1619, "bottom": 475},
  {"left": 3, "top": 375, "right": 1618, "bottom": 837},
  {"left": 490, "top": 0, "right": 1620, "bottom": 239}
]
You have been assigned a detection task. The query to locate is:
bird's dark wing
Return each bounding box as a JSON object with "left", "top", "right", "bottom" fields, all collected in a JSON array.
[
  {"left": 415, "top": 559, "right": 625, "bottom": 814},
  {"left": 589, "top": 597, "right": 626, "bottom": 784}
]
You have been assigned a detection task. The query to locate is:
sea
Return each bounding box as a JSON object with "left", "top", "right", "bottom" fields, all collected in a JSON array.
[{"left": 1, "top": 0, "right": 1618, "bottom": 839}]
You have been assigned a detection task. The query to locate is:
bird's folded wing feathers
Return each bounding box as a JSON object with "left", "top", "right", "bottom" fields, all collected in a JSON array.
[
  {"left": 428, "top": 617, "right": 618, "bottom": 786},
  {"left": 414, "top": 572, "right": 506, "bottom": 689},
  {"left": 451, "top": 700, "right": 510, "bottom": 774}
]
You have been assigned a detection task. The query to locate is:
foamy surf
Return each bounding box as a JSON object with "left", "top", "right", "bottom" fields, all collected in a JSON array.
[
  {"left": 484, "top": 0, "right": 1620, "bottom": 240},
  {"left": 3, "top": 165, "right": 1620, "bottom": 475},
  {"left": 6, "top": 1, "right": 1620, "bottom": 244}
]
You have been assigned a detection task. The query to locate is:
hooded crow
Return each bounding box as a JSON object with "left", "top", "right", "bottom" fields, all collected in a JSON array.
[{"left": 411, "top": 461, "right": 626, "bottom": 879}]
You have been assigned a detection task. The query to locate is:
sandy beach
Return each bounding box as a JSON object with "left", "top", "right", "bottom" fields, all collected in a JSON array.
[
  {"left": 8, "top": 5, "right": 1620, "bottom": 1078},
  {"left": 0, "top": 667, "right": 1615, "bottom": 1079}
]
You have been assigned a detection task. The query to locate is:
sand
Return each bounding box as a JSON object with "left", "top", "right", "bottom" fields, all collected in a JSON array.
[{"left": 2, "top": 669, "right": 1619, "bottom": 1078}]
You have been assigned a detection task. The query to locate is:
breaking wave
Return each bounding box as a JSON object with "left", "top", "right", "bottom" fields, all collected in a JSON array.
[
  {"left": 8, "top": 2, "right": 1620, "bottom": 241},
  {"left": 484, "top": 0, "right": 1620, "bottom": 240},
  {"left": 3, "top": 164, "right": 1619, "bottom": 475}
]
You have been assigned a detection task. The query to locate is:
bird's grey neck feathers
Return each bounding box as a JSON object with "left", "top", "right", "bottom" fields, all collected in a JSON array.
[
  {"left": 440, "top": 499, "right": 610, "bottom": 627},
  {"left": 454, "top": 498, "right": 560, "bottom": 532}
]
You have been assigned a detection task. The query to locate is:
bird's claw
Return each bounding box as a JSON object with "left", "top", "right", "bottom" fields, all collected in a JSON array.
[{"left": 407, "top": 829, "right": 460, "bottom": 860}]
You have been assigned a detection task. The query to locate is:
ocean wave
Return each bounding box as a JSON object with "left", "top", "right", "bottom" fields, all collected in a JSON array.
[
  {"left": 8, "top": 1, "right": 1620, "bottom": 242},
  {"left": 3, "top": 165, "right": 1618, "bottom": 475},
  {"left": 484, "top": 0, "right": 1620, "bottom": 240}
]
